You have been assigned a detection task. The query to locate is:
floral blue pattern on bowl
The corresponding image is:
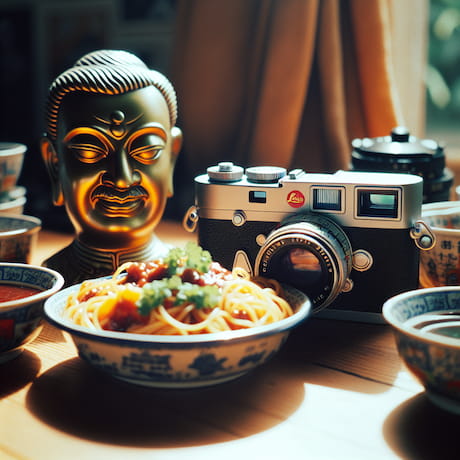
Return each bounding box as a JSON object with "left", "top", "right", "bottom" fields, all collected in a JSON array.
[
  {"left": 383, "top": 286, "right": 460, "bottom": 414},
  {"left": 44, "top": 282, "right": 311, "bottom": 388},
  {"left": 0, "top": 215, "right": 41, "bottom": 263},
  {"left": 0, "top": 263, "right": 64, "bottom": 363},
  {"left": 0, "top": 142, "right": 26, "bottom": 194}
]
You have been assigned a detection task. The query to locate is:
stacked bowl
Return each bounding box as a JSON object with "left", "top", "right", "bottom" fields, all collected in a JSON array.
[
  {"left": 0, "top": 142, "right": 42, "bottom": 264},
  {"left": 0, "top": 142, "right": 27, "bottom": 215}
]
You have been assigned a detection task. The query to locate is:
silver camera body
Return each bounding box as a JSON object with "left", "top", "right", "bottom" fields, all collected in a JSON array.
[{"left": 184, "top": 163, "right": 434, "bottom": 323}]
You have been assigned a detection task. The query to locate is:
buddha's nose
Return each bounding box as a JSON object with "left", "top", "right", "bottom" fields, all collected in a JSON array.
[{"left": 105, "top": 149, "right": 140, "bottom": 188}]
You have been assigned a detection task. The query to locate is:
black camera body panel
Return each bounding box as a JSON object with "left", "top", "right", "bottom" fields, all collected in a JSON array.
[
  {"left": 327, "top": 226, "right": 419, "bottom": 313},
  {"left": 198, "top": 218, "right": 273, "bottom": 271}
]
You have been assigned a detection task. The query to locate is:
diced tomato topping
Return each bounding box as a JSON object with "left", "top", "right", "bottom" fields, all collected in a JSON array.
[
  {"left": 232, "top": 309, "right": 250, "bottom": 320},
  {"left": 122, "top": 262, "right": 169, "bottom": 287},
  {"left": 103, "top": 299, "right": 147, "bottom": 332}
]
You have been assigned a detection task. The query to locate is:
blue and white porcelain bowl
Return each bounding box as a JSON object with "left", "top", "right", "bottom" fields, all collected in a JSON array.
[
  {"left": 383, "top": 286, "right": 460, "bottom": 415},
  {"left": 0, "top": 186, "right": 27, "bottom": 215},
  {"left": 420, "top": 201, "right": 460, "bottom": 287},
  {"left": 0, "top": 263, "right": 64, "bottom": 363},
  {"left": 0, "top": 214, "right": 41, "bottom": 263},
  {"left": 0, "top": 142, "right": 26, "bottom": 194},
  {"left": 44, "top": 282, "right": 311, "bottom": 388}
]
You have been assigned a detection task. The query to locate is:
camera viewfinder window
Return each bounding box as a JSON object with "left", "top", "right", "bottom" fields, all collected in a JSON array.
[
  {"left": 313, "top": 187, "right": 342, "bottom": 211},
  {"left": 249, "top": 190, "right": 267, "bottom": 203},
  {"left": 357, "top": 189, "right": 399, "bottom": 218}
]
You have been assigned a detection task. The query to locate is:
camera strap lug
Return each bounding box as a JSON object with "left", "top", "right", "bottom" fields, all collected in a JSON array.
[
  {"left": 410, "top": 220, "right": 436, "bottom": 250},
  {"left": 233, "top": 250, "right": 253, "bottom": 276},
  {"left": 183, "top": 205, "right": 198, "bottom": 232},
  {"left": 341, "top": 278, "right": 354, "bottom": 293}
]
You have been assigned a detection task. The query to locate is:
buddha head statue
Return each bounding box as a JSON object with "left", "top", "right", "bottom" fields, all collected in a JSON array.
[{"left": 40, "top": 49, "right": 182, "bottom": 250}]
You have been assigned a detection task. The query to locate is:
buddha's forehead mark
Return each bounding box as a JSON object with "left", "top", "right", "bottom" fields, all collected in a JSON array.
[{"left": 93, "top": 111, "right": 144, "bottom": 139}]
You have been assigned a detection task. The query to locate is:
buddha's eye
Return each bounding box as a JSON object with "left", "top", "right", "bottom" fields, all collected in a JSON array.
[
  {"left": 128, "top": 134, "right": 164, "bottom": 164},
  {"left": 66, "top": 134, "right": 109, "bottom": 163}
]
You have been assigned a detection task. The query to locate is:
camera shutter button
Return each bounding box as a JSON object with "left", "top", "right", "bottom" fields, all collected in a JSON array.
[
  {"left": 352, "top": 249, "right": 373, "bottom": 272},
  {"left": 232, "top": 210, "right": 247, "bottom": 226}
]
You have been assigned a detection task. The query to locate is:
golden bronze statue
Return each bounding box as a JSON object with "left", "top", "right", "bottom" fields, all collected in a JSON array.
[{"left": 40, "top": 50, "right": 182, "bottom": 285}]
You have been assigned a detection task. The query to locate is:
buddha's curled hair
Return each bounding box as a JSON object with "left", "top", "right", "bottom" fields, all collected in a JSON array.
[{"left": 45, "top": 49, "right": 178, "bottom": 141}]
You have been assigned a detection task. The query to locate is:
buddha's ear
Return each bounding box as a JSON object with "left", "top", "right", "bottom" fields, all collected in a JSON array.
[
  {"left": 40, "top": 136, "right": 64, "bottom": 206},
  {"left": 171, "top": 126, "right": 182, "bottom": 159},
  {"left": 167, "top": 126, "right": 183, "bottom": 196}
]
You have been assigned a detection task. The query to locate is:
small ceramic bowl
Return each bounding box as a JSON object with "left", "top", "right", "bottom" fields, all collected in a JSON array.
[
  {"left": 44, "top": 283, "right": 311, "bottom": 388},
  {"left": 383, "top": 286, "right": 460, "bottom": 414},
  {"left": 420, "top": 201, "right": 460, "bottom": 287},
  {"left": 0, "top": 142, "right": 26, "bottom": 194},
  {"left": 0, "top": 214, "right": 41, "bottom": 263},
  {"left": 0, "top": 263, "right": 64, "bottom": 363},
  {"left": 0, "top": 196, "right": 26, "bottom": 215},
  {"left": 0, "top": 186, "right": 26, "bottom": 215}
]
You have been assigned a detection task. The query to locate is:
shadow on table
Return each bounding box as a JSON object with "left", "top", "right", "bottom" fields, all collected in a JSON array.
[
  {"left": 383, "top": 392, "right": 459, "bottom": 460},
  {"left": 26, "top": 356, "right": 306, "bottom": 447},
  {"left": 0, "top": 350, "right": 41, "bottom": 398},
  {"left": 282, "top": 318, "right": 402, "bottom": 394}
]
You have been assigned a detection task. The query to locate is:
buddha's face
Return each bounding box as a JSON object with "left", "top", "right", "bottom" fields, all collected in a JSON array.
[{"left": 42, "top": 86, "right": 182, "bottom": 246}]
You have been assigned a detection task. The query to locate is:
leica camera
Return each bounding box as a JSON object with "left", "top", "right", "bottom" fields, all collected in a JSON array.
[
  {"left": 183, "top": 162, "right": 435, "bottom": 322},
  {"left": 351, "top": 126, "right": 453, "bottom": 203}
]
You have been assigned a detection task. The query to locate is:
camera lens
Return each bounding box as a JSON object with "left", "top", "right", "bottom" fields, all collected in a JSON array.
[
  {"left": 350, "top": 126, "right": 453, "bottom": 203},
  {"left": 254, "top": 213, "right": 352, "bottom": 312}
]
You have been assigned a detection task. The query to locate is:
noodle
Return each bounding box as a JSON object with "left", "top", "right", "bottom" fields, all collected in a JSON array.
[{"left": 62, "top": 244, "right": 294, "bottom": 335}]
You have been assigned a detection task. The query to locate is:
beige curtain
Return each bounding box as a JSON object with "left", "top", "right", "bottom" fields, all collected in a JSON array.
[{"left": 169, "top": 0, "right": 428, "bottom": 213}]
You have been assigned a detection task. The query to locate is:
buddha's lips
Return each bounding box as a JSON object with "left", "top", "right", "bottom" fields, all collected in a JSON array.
[{"left": 91, "top": 185, "right": 148, "bottom": 216}]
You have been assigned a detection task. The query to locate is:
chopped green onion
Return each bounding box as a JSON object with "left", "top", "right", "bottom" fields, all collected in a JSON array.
[
  {"left": 138, "top": 276, "right": 220, "bottom": 315},
  {"left": 164, "top": 242, "right": 213, "bottom": 276}
]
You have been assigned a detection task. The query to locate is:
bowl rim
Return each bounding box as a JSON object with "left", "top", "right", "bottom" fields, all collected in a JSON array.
[
  {"left": 422, "top": 201, "right": 460, "bottom": 211},
  {"left": 418, "top": 225, "right": 460, "bottom": 236},
  {"left": 0, "top": 196, "right": 26, "bottom": 211},
  {"left": 0, "top": 186, "right": 26, "bottom": 201},
  {"left": 0, "top": 214, "right": 41, "bottom": 238},
  {"left": 421, "top": 201, "right": 460, "bottom": 234},
  {"left": 0, "top": 142, "right": 27, "bottom": 156},
  {"left": 0, "top": 263, "right": 65, "bottom": 310},
  {"left": 382, "top": 286, "right": 460, "bottom": 348},
  {"left": 44, "top": 281, "right": 312, "bottom": 346}
]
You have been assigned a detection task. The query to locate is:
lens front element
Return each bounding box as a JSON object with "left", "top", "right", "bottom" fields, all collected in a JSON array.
[{"left": 255, "top": 213, "right": 353, "bottom": 312}]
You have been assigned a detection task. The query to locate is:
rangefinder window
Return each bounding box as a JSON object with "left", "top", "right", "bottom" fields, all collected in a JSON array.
[
  {"left": 249, "top": 190, "right": 267, "bottom": 203},
  {"left": 312, "top": 187, "right": 343, "bottom": 211},
  {"left": 357, "top": 189, "right": 399, "bottom": 218}
]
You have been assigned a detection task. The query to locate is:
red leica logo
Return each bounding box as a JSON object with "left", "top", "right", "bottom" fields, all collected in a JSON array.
[{"left": 287, "top": 190, "right": 305, "bottom": 208}]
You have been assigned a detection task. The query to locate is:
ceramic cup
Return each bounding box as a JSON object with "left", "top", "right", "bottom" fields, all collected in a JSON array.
[
  {"left": 0, "top": 214, "right": 41, "bottom": 264},
  {"left": 0, "top": 142, "right": 26, "bottom": 194},
  {"left": 420, "top": 201, "right": 460, "bottom": 287}
]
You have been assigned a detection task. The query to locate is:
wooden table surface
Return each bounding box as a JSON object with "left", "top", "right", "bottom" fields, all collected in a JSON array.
[{"left": 1, "top": 220, "right": 458, "bottom": 460}]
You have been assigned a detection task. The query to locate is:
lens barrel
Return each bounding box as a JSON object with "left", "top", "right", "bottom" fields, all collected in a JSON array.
[{"left": 255, "top": 213, "right": 353, "bottom": 312}]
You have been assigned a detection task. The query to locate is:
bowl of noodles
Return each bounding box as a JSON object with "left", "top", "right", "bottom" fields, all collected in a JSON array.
[{"left": 44, "top": 243, "right": 311, "bottom": 388}]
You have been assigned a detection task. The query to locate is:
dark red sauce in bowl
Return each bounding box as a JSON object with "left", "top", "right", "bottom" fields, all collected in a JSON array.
[{"left": 0, "top": 284, "right": 42, "bottom": 302}]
